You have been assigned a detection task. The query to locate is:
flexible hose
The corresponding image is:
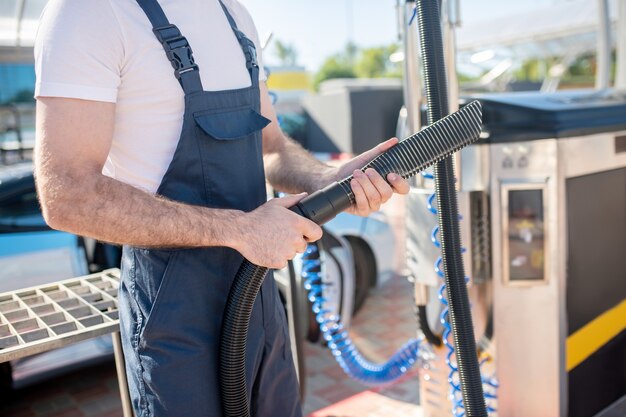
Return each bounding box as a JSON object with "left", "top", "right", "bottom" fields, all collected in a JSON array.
[
  {"left": 219, "top": 102, "right": 482, "bottom": 417},
  {"left": 425, "top": 172, "right": 498, "bottom": 414},
  {"left": 416, "top": 1, "right": 487, "bottom": 416},
  {"left": 417, "top": 305, "right": 442, "bottom": 346},
  {"left": 302, "top": 242, "right": 423, "bottom": 385}
]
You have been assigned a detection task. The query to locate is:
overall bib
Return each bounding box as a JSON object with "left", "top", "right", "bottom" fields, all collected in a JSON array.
[{"left": 118, "top": 1, "right": 302, "bottom": 416}]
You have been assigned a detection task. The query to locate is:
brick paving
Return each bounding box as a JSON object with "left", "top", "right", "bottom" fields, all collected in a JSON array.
[
  {"left": 0, "top": 273, "right": 422, "bottom": 417},
  {"left": 1, "top": 196, "right": 425, "bottom": 417}
]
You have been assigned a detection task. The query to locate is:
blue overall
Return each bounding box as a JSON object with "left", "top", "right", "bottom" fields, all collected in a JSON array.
[{"left": 117, "top": 1, "right": 302, "bottom": 416}]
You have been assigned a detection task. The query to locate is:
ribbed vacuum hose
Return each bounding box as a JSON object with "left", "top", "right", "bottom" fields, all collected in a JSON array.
[
  {"left": 415, "top": 1, "right": 487, "bottom": 416},
  {"left": 219, "top": 102, "right": 482, "bottom": 417}
]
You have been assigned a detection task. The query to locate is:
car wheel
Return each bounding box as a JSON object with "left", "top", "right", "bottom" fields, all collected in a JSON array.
[{"left": 345, "top": 237, "right": 376, "bottom": 315}]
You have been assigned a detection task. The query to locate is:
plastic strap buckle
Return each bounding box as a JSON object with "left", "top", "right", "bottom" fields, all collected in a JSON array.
[
  {"left": 243, "top": 41, "right": 259, "bottom": 70},
  {"left": 152, "top": 25, "right": 199, "bottom": 78}
]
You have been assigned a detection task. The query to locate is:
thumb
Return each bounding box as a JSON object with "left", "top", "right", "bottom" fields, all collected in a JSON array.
[
  {"left": 269, "top": 192, "right": 309, "bottom": 208},
  {"left": 351, "top": 137, "right": 399, "bottom": 167}
]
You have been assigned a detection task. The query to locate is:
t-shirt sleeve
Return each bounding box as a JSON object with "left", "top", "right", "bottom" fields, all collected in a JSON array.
[
  {"left": 229, "top": 1, "right": 267, "bottom": 82},
  {"left": 34, "top": 0, "right": 124, "bottom": 103}
]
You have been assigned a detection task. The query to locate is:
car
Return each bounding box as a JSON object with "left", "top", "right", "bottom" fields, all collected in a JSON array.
[{"left": 0, "top": 161, "right": 120, "bottom": 393}]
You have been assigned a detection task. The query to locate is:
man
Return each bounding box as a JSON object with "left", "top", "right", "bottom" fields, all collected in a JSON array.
[{"left": 34, "top": 0, "right": 409, "bottom": 416}]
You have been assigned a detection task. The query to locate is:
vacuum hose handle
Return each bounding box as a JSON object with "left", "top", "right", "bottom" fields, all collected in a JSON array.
[{"left": 291, "top": 100, "right": 482, "bottom": 224}]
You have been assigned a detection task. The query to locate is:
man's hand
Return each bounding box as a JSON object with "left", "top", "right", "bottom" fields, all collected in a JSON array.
[
  {"left": 234, "top": 193, "right": 323, "bottom": 269},
  {"left": 260, "top": 83, "right": 408, "bottom": 217},
  {"left": 335, "top": 138, "right": 410, "bottom": 216}
]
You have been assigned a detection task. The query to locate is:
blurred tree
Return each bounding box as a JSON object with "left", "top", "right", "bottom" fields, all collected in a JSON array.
[
  {"left": 273, "top": 39, "right": 298, "bottom": 67},
  {"left": 314, "top": 43, "right": 404, "bottom": 89},
  {"left": 313, "top": 56, "right": 356, "bottom": 89},
  {"left": 355, "top": 45, "right": 401, "bottom": 78}
]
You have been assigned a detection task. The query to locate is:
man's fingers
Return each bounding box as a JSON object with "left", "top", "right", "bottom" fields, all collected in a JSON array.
[
  {"left": 271, "top": 192, "right": 308, "bottom": 208},
  {"left": 353, "top": 170, "right": 381, "bottom": 211},
  {"left": 301, "top": 218, "right": 323, "bottom": 242},
  {"left": 365, "top": 168, "right": 393, "bottom": 203},
  {"left": 388, "top": 173, "right": 410, "bottom": 195},
  {"left": 350, "top": 178, "right": 369, "bottom": 216},
  {"left": 375, "top": 137, "right": 399, "bottom": 153},
  {"left": 351, "top": 137, "right": 399, "bottom": 167}
]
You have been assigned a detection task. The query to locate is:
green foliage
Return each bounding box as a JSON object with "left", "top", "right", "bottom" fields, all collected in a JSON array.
[
  {"left": 313, "top": 56, "right": 357, "bottom": 89},
  {"left": 314, "top": 43, "right": 402, "bottom": 90},
  {"left": 355, "top": 44, "right": 401, "bottom": 78},
  {"left": 273, "top": 39, "right": 298, "bottom": 67}
]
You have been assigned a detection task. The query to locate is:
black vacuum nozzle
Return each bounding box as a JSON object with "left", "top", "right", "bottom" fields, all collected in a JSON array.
[{"left": 293, "top": 100, "right": 482, "bottom": 225}]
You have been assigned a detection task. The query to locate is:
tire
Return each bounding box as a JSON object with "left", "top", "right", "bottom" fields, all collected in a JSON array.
[{"left": 345, "top": 237, "right": 376, "bottom": 315}]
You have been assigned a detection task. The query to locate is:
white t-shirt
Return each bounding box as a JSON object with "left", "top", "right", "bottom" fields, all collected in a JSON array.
[{"left": 34, "top": 0, "right": 267, "bottom": 193}]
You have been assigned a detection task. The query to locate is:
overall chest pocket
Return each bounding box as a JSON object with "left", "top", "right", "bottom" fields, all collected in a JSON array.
[{"left": 193, "top": 106, "right": 270, "bottom": 141}]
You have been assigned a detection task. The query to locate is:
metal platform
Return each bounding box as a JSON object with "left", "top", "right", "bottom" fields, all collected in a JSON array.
[
  {"left": 0, "top": 269, "right": 133, "bottom": 417},
  {"left": 0, "top": 269, "right": 120, "bottom": 362}
]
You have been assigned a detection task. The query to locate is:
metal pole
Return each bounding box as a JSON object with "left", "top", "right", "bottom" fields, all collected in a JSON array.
[
  {"left": 616, "top": 0, "right": 626, "bottom": 88},
  {"left": 402, "top": 0, "right": 423, "bottom": 135},
  {"left": 596, "top": 0, "right": 612, "bottom": 89},
  {"left": 112, "top": 332, "right": 135, "bottom": 417},
  {"left": 443, "top": 0, "right": 460, "bottom": 114}
]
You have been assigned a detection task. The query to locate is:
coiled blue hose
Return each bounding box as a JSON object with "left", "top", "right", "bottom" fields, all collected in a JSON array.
[
  {"left": 302, "top": 243, "right": 423, "bottom": 385},
  {"left": 423, "top": 171, "right": 498, "bottom": 416}
]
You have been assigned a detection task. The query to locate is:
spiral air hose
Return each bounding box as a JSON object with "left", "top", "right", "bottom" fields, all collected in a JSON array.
[
  {"left": 219, "top": 101, "right": 482, "bottom": 417},
  {"left": 415, "top": 1, "right": 487, "bottom": 416},
  {"left": 302, "top": 242, "right": 424, "bottom": 385}
]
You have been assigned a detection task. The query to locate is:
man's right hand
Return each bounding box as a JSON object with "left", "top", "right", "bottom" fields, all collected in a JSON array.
[{"left": 233, "top": 193, "right": 323, "bottom": 269}]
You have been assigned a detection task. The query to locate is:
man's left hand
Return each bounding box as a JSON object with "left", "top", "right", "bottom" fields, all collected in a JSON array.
[{"left": 335, "top": 138, "right": 410, "bottom": 217}]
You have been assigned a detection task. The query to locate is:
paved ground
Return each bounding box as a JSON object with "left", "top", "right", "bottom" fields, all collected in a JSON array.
[
  {"left": 1, "top": 196, "right": 426, "bottom": 417},
  {"left": 1, "top": 273, "right": 422, "bottom": 417}
]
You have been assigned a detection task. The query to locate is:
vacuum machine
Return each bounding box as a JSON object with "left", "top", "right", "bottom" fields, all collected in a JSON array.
[
  {"left": 216, "top": 1, "right": 626, "bottom": 417},
  {"left": 409, "top": 90, "right": 626, "bottom": 417}
]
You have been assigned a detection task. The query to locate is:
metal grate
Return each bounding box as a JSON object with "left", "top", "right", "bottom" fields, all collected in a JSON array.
[{"left": 0, "top": 269, "right": 121, "bottom": 363}]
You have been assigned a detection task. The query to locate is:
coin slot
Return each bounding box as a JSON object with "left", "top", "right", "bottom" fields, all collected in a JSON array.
[
  {"left": 50, "top": 322, "right": 78, "bottom": 335},
  {"left": 5, "top": 309, "right": 30, "bottom": 323},
  {"left": 80, "top": 315, "right": 104, "bottom": 327},
  {"left": 40, "top": 312, "right": 66, "bottom": 326},
  {"left": 21, "top": 328, "right": 49, "bottom": 343},
  {"left": 12, "top": 318, "right": 39, "bottom": 333},
  {"left": 0, "top": 335, "right": 19, "bottom": 349}
]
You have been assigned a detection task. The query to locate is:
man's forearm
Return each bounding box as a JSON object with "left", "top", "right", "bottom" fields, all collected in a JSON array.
[
  {"left": 38, "top": 169, "right": 244, "bottom": 249},
  {"left": 264, "top": 137, "right": 336, "bottom": 194}
]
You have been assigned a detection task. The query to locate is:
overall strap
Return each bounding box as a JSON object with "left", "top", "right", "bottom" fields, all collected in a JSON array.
[
  {"left": 217, "top": 0, "right": 260, "bottom": 86},
  {"left": 135, "top": 0, "right": 203, "bottom": 94}
]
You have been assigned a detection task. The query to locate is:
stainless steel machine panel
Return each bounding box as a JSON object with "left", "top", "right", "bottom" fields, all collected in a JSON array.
[{"left": 490, "top": 139, "right": 564, "bottom": 417}]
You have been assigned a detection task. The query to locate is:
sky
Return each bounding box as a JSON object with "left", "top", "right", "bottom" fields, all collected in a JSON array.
[{"left": 242, "top": 0, "right": 570, "bottom": 71}]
